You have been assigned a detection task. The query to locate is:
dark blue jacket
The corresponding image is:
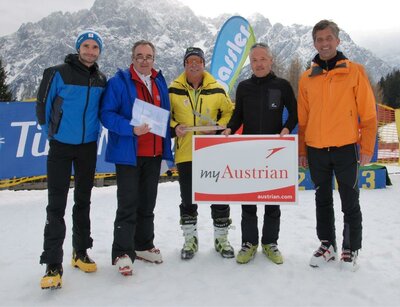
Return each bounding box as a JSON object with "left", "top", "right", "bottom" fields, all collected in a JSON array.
[
  {"left": 100, "top": 68, "right": 173, "bottom": 166},
  {"left": 36, "top": 54, "right": 106, "bottom": 144}
]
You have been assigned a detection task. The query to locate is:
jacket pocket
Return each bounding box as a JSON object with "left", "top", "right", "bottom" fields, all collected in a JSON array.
[
  {"left": 49, "top": 96, "right": 64, "bottom": 137},
  {"left": 268, "top": 89, "right": 282, "bottom": 110}
]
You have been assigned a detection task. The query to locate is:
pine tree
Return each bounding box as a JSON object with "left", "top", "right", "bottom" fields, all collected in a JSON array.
[
  {"left": 0, "top": 57, "right": 13, "bottom": 102},
  {"left": 371, "top": 82, "right": 383, "bottom": 104},
  {"left": 379, "top": 69, "right": 400, "bottom": 109},
  {"left": 285, "top": 57, "right": 303, "bottom": 98}
]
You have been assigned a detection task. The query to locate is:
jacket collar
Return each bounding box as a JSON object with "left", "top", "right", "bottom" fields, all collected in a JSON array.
[
  {"left": 64, "top": 53, "right": 99, "bottom": 74},
  {"left": 250, "top": 71, "right": 276, "bottom": 83},
  {"left": 175, "top": 71, "right": 217, "bottom": 89},
  {"left": 129, "top": 64, "right": 158, "bottom": 82},
  {"left": 309, "top": 52, "right": 349, "bottom": 77}
]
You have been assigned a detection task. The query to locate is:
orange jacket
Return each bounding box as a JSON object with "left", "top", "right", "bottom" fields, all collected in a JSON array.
[{"left": 298, "top": 59, "right": 377, "bottom": 156}]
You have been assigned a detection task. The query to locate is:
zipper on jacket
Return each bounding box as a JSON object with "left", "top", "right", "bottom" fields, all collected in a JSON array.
[
  {"left": 152, "top": 94, "right": 156, "bottom": 156},
  {"left": 199, "top": 97, "right": 203, "bottom": 113},
  {"left": 149, "top": 85, "right": 156, "bottom": 157},
  {"left": 153, "top": 133, "right": 156, "bottom": 156},
  {"left": 197, "top": 97, "right": 204, "bottom": 135},
  {"left": 187, "top": 94, "right": 196, "bottom": 134},
  {"left": 146, "top": 85, "right": 157, "bottom": 157},
  {"left": 258, "top": 81, "right": 263, "bottom": 133},
  {"left": 82, "top": 76, "right": 92, "bottom": 144},
  {"left": 320, "top": 73, "right": 332, "bottom": 146}
]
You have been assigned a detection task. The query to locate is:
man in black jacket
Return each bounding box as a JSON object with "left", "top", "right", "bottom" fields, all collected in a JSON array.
[{"left": 222, "top": 43, "right": 297, "bottom": 264}]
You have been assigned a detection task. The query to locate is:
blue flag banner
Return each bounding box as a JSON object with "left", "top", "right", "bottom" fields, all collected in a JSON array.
[
  {"left": 210, "top": 16, "right": 256, "bottom": 94},
  {"left": 0, "top": 102, "right": 114, "bottom": 179}
]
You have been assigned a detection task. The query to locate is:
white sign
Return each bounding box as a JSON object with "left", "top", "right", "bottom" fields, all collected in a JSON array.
[
  {"left": 130, "top": 98, "right": 169, "bottom": 138},
  {"left": 192, "top": 135, "right": 298, "bottom": 205}
]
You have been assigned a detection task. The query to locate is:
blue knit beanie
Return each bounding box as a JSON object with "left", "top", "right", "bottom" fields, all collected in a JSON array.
[{"left": 75, "top": 30, "right": 103, "bottom": 53}]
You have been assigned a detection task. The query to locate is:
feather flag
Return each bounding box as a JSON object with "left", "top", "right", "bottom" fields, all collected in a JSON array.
[{"left": 210, "top": 16, "right": 256, "bottom": 94}]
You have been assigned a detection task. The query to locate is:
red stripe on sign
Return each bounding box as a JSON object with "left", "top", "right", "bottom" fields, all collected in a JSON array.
[
  {"left": 194, "top": 136, "right": 295, "bottom": 150},
  {"left": 194, "top": 185, "right": 296, "bottom": 202}
]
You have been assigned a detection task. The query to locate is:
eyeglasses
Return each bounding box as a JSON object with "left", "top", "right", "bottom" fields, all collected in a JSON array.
[
  {"left": 185, "top": 58, "right": 203, "bottom": 65},
  {"left": 135, "top": 56, "right": 154, "bottom": 63}
]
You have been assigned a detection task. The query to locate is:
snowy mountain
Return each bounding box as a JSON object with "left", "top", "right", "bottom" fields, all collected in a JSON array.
[{"left": 0, "top": 0, "right": 394, "bottom": 100}]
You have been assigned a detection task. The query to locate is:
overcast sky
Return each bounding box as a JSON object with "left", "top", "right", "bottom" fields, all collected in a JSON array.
[{"left": 1, "top": 0, "right": 399, "bottom": 46}]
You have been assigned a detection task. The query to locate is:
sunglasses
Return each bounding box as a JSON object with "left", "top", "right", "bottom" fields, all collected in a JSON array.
[{"left": 185, "top": 58, "right": 204, "bottom": 65}]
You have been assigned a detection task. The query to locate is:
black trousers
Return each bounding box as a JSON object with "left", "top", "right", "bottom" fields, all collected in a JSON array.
[
  {"left": 40, "top": 140, "right": 97, "bottom": 265},
  {"left": 307, "top": 144, "right": 362, "bottom": 251},
  {"left": 112, "top": 156, "right": 161, "bottom": 263},
  {"left": 241, "top": 205, "right": 281, "bottom": 245},
  {"left": 176, "top": 162, "right": 230, "bottom": 220}
]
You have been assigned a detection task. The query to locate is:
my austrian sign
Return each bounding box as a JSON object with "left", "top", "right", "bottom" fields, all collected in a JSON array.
[
  {"left": 200, "top": 165, "right": 289, "bottom": 183},
  {"left": 192, "top": 135, "right": 298, "bottom": 205}
]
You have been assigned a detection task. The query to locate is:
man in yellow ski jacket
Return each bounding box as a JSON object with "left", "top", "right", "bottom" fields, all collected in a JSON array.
[{"left": 169, "top": 47, "right": 234, "bottom": 260}]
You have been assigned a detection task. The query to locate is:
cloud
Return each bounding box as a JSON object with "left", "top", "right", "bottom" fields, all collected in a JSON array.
[{"left": 0, "top": 0, "right": 94, "bottom": 36}]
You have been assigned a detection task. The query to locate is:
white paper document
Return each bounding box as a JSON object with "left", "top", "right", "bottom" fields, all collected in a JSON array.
[{"left": 130, "top": 98, "right": 169, "bottom": 138}]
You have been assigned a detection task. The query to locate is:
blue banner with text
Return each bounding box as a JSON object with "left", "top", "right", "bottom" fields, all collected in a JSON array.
[{"left": 0, "top": 102, "right": 114, "bottom": 179}]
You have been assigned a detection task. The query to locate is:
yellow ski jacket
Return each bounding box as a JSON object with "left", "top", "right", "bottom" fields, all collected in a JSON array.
[{"left": 169, "top": 71, "right": 233, "bottom": 163}]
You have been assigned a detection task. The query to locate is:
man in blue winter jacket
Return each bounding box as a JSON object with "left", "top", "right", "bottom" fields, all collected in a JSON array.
[
  {"left": 100, "top": 40, "right": 173, "bottom": 276},
  {"left": 36, "top": 29, "right": 106, "bottom": 289}
]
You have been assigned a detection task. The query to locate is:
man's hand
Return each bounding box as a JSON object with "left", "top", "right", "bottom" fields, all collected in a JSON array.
[
  {"left": 280, "top": 127, "right": 290, "bottom": 136},
  {"left": 175, "top": 124, "right": 187, "bottom": 137},
  {"left": 221, "top": 128, "right": 232, "bottom": 136},
  {"left": 133, "top": 123, "right": 150, "bottom": 136},
  {"left": 299, "top": 155, "right": 308, "bottom": 168},
  {"left": 359, "top": 153, "right": 372, "bottom": 166}
]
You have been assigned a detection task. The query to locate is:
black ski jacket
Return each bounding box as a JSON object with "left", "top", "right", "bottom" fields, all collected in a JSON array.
[{"left": 227, "top": 72, "right": 297, "bottom": 134}]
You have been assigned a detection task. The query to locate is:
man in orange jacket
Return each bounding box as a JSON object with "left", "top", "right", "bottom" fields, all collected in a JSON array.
[{"left": 298, "top": 20, "right": 377, "bottom": 272}]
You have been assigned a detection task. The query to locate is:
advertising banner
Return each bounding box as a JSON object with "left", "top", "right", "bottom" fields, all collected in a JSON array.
[
  {"left": 210, "top": 16, "right": 256, "bottom": 94},
  {"left": 192, "top": 135, "right": 298, "bottom": 205},
  {"left": 0, "top": 102, "right": 114, "bottom": 179}
]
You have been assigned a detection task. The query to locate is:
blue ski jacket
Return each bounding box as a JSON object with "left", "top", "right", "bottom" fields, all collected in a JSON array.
[
  {"left": 36, "top": 54, "right": 106, "bottom": 144},
  {"left": 100, "top": 68, "right": 173, "bottom": 166}
]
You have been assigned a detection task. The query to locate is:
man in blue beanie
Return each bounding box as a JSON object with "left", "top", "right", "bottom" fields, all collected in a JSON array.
[
  {"left": 75, "top": 30, "right": 103, "bottom": 54},
  {"left": 36, "top": 29, "right": 106, "bottom": 289}
]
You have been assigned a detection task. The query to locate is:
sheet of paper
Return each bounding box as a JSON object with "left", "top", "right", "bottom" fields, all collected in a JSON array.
[{"left": 130, "top": 98, "right": 169, "bottom": 138}]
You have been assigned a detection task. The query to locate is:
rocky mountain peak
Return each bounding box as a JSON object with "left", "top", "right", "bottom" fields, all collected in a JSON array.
[{"left": 0, "top": 0, "right": 394, "bottom": 100}]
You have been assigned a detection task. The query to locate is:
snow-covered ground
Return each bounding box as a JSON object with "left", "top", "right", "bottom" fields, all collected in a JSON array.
[
  {"left": 379, "top": 122, "right": 398, "bottom": 143},
  {"left": 0, "top": 166, "right": 399, "bottom": 307}
]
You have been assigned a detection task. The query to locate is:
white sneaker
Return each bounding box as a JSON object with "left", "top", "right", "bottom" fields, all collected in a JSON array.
[
  {"left": 340, "top": 249, "right": 359, "bottom": 272},
  {"left": 136, "top": 248, "right": 163, "bottom": 264},
  {"left": 114, "top": 254, "right": 133, "bottom": 276},
  {"left": 309, "top": 241, "right": 337, "bottom": 268}
]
